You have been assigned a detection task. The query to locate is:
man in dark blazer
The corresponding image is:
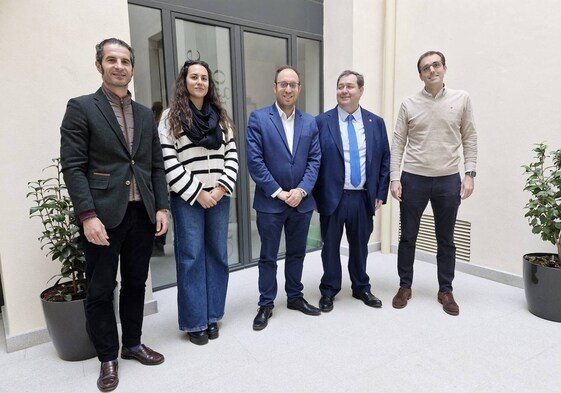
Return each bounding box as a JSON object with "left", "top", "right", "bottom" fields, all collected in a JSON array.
[
  {"left": 247, "top": 65, "right": 322, "bottom": 331},
  {"left": 60, "top": 38, "right": 169, "bottom": 392},
  {"left": 313, "top": 70, "right": 390, "bottom": 313}
]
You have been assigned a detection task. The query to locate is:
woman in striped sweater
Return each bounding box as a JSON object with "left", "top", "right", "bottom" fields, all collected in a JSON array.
[{"left": 158, "top": 60, "right": 238, "bottom": 345}]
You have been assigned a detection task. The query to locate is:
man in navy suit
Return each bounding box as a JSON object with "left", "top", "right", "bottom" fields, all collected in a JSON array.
[
  {"left": 247, "top": 65, "right": 322, "bottom": 331},
  {"left": 313, "top": 70, "right": 390, "bottom": 312},
  {"left": 61, "top": 38, "right": 169, "bottom": 392}
]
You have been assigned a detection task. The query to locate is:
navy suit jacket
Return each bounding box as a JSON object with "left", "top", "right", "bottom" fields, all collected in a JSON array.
[
  {"left": 247, "top": 103, "right": 321, "bottom": 214},
  {"left": 313, "top": 106, "right": 390, "bottom": 216},
  {"left": 60, "top": 88, "right": 169, "bottom": 229}
]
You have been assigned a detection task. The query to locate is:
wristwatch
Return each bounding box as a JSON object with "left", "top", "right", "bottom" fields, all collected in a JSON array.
[{"left": 465, "top": 171, "right": 477, "bottom": 178}]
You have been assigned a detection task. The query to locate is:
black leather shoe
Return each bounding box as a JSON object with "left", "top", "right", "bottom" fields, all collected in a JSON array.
[
  {"left": 319, "top": 296, "right": 334, "bottom": 312},
  {"left": 121, "top": 344, "right": 164, "bottom": 365},
  {"left": 287, "top": 297, "right": 321, "bottom": 316},
  {"left": 188, "top": 330, "right": 209, "bottom": 345},
  {"left": 97, "top": 360, "right": 118, "bottom": 392},
  {"left": 207, "top": 322, "right": 219, "bottom": 340},
  {"left": 253, "top": 306, "right": 273, "bottom": 331},
  {"left": 352, "top": 291, "right": 382, "bottom": 308}
]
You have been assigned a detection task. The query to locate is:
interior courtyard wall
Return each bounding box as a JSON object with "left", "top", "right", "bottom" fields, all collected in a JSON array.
[{"left": 0, "top": 0, "right": 134, "bottom": 347}]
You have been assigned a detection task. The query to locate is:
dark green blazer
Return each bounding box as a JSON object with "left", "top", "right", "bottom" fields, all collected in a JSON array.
[{"left": 60, "top": 87, "right": 168, "bottom": 229}]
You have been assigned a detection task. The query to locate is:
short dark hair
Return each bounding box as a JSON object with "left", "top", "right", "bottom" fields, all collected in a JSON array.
[
  {"left": 95, "top": 38, "right": 135, "bottom": 67},
  {"left": 417, "top": 51, "right": 446, "bottom": 73},
  {"left": 336, "top": 70, "right": 364, "bottom": 88},
  {"left": 274, "top": 65, "right": 300, "bottom": 82}
]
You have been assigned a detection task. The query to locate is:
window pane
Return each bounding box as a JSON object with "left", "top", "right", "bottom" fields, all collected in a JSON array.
[
  {"left": 297, "top": 37, "right": 322, "bottom": 250},
  {"left": 297, "top": 37, "right": 321, "bottom": 116},
  {"left": 128, "top": 4, "right": 167, "bottom": 110},
  {"left": 175, "top": 20, "right": 233, "bottom": 119},
  {"left": 243, "top": 32, "right": 288, "bottom": 261},
  {"left": 129, "top": 4, "right": 174, "bottom": 290}
]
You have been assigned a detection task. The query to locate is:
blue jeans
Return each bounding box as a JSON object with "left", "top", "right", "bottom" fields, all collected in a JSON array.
[
  {"left": 397, "top": 172, "right": 461, "bottom": 292},
  {"left": 170, "top": 195, "right": 230, "bottom": 332}
]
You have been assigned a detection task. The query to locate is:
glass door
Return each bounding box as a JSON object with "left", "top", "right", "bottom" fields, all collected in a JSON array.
[
  {"left": 242, "top": 31, "right": 289, "bottom": 261},
  {"left": 174, "top": 18, "right": 240, "bottom": 266}
]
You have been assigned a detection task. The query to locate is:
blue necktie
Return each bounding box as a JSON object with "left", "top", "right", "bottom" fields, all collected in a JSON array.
[{"left": 347, "top": 114, "right": 361, "bottom": 187}]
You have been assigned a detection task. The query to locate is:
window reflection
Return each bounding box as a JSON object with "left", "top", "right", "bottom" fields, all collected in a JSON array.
[{"left": 129, "top": 4, "right": 174, "bottom": 289}]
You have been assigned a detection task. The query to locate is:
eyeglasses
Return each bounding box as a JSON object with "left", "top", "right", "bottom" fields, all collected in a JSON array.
[
  {"left": 275, "top": 81, "right": 300, "bottom": 89},
  {"left": 421, "top": 61, "right": 443, "bottom": 73}
]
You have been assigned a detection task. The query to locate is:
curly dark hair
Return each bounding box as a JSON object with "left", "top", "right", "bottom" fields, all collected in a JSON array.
[{"left": 167, "top": 60, "right": 234, "bottom": 140}]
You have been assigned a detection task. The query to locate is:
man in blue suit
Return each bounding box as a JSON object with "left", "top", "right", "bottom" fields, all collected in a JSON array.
[
  {"left": 247, "top": 65, "right": 322, "bottom": 331},
  {"left": 313, "top": 70, "right": 390, "bottom": 312}
]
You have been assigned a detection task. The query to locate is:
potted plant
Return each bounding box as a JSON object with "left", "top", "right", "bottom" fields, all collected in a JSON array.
[
  {"left": 522, "top": 143, "right": 561, "bottom": 322},
  {"left": 27, "top": 158, "right": 96, "bottom": 360}
]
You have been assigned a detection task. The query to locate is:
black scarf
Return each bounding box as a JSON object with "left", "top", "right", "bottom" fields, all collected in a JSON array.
[{"left": 180, "top": 100, "right": 223, "bottom": 150}]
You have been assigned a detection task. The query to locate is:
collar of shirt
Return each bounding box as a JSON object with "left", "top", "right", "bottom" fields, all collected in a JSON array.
[
  {"left": 337, "top": 105, "right": 362, "bottom": 123},
  {"left": 275, "top": 101, "right": 295, "bottom": 121},
  {"left": 101, "top": 84, "right": 132, "bottom": 106},
  {"left": 421, "top": 83, "right": 447, "bottom": 99}
]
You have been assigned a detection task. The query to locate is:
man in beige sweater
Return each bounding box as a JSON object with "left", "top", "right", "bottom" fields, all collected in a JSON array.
[{"left": 390, "top": 50, "right": 478, "bottom": 316}]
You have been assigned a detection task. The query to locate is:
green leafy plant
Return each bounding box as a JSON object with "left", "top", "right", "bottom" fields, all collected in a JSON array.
[
  {"left": 522, "top": 143, "right": 561, "bottom": 267},
  {"left": 27, "top": 158, "right": 86, "bottom": 301}
]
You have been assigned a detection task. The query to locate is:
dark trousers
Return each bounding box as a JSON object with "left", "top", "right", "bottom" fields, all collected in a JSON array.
[
  {"left": 397, "top": 172, "right": 461, "bottom": 293},
  {"left": 256, "top": 209, "right": 313, "bottom": 307},
  {"left": 319, "top": 190, "right": 373, "bottom": 297},
  {"left": 81, "top": 202, "right": 155, "bottom": 362}
]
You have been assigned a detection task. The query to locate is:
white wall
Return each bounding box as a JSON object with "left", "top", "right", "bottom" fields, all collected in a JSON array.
[
  {"left": 324, "top": 0, "right": 561, "bottom": 276},
  {"left": 0, "top": 0, "right": 137, "bottom": 350}
]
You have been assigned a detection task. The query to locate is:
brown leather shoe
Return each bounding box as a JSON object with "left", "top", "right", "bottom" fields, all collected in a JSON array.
[
  {"left": 392, "top": 287, "right": 412, "bottom": 309},
  {"left": 437, "top": 291, "right": 459, "bottom": 316},
  {"left": 121, "top": 344, "right": 165, "bottom": 365},
  {"left": 97, "top": 360, "right": 118, "bottom": 392}
]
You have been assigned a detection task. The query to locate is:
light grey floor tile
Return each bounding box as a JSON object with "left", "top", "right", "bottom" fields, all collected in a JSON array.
[{"left": 1, "top": 251, "right": 559, "bottom": 393}]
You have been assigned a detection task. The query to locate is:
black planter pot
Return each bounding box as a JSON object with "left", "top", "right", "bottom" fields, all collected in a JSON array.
[
  {"left": 523, "top": 253, "right": 561, "bottom": 323},
  {"left": 40, "top": 286, "right": 97, "bottom": 361}
]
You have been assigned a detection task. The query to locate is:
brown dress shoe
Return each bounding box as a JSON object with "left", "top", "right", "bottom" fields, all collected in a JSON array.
[
  {"left": 437, "top": 292, "right": 459, "bottom": 316},
  {"left": 121, "top": 344, "right": 165, "bottom": 365},
  {"left": 97, "top": 360, "right": 118, "bottom": 392},
  {"left": 392, "top": 287, "right": 412, "bottom": 309}
]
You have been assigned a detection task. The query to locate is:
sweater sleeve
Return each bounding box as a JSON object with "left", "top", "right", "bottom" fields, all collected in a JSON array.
[
  {"left": 158, "top": 110, "right": 203, "bottom": 205},
  {"left": 217, "top": 127, "right": 238, "bottom": 194},
  {"left": 390, "top": 102, "right": 408, "bottom": 181},
  {"left": 460, "top": 95, "right": 478, "bottom": 172}
]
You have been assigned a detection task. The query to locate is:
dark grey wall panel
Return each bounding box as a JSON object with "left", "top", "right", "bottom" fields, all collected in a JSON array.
[{"left": 137, "top": 0, "right": 323, "bottom": 36}]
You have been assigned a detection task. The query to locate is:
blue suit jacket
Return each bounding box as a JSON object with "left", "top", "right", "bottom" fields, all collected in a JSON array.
[
  {"left": 313, "top": 106, "right": 390, "bottom": 216},
  {"left": 247, "top": 103, "right": 321, "bottom": 214}
]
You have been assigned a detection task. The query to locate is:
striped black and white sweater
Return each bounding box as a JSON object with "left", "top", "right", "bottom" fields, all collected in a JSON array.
[{"left": 158, "top": 109, "right": 238, "bottom": 205}]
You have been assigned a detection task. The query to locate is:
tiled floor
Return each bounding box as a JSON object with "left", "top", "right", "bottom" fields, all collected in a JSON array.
[{"left": 1, "top": 251, "right": 559, "bottom": 393}]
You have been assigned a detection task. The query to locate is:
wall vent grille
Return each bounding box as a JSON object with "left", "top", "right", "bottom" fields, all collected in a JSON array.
[{"left": 399, "top": 215, "right": 471, "bottom": 262}]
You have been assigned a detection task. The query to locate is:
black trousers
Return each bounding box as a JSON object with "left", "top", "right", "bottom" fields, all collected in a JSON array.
[
  {"left": 319, "top": 190, "right": 373, "bottom": 297},
  {"left": 397, "top": 172, "right": 461, "bottom": 293},
  {"left": 81, "top": 202, "right": 155, "bottom": 362}
]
